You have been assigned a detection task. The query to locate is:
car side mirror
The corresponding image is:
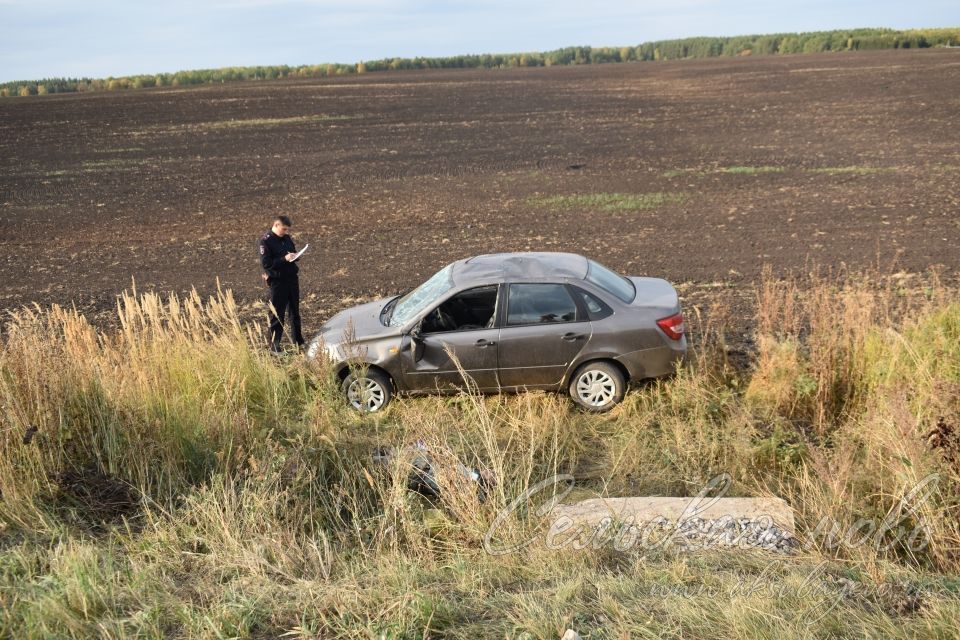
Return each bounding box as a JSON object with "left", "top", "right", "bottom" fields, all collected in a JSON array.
[{"left": 409, "top": 323, "right": 423, "bottom": 342}]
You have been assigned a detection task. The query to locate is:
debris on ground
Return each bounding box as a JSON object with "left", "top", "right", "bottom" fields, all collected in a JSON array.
[
  {"left": 52, "top": 466, "right": 140, "bottom": 528},
  {"left": 372, "top": 440, "right": 495, "bottom": 500}
]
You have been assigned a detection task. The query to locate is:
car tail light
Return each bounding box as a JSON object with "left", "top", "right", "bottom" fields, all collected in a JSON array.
[{"left": 656, "top": 312, "right": 685, "bottom": 340}]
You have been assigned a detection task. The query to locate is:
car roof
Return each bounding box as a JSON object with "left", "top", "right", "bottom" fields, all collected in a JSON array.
[{"left": 450, "top": 252, "right": 590, "bottom": 286}]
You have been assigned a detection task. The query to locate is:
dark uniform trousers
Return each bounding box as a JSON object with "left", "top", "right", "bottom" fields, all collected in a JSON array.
[
  {"left": 268, "top": 276, "right": 305, "bottom": 348},
  {"left": 260, "top": 229, "right": 305, "bottom": 350}
]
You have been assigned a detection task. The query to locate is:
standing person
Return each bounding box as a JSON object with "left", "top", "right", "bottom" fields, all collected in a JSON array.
[{"left": 259, "top": 215, "right": 305, "bottom": 352}]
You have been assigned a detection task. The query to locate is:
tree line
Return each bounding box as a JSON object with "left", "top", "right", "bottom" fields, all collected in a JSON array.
[{"left": 3, "top": 27, "right": 958, "bottom": 98}]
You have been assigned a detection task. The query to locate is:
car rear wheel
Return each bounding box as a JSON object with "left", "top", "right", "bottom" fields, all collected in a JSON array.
[
  {"left": 569, "top": 361, "right": 625, "bottom": 412},
  {"left": 343, "top": 368, "right": 393, "bottom": 412}
]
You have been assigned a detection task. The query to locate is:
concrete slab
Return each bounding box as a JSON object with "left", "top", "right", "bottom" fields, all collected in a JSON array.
[
  {"left": 550, "top": 496, "right": 797, "bottom": 552},
  {"left": 553, "top": 496, "right": 795, "bottom": 533}
]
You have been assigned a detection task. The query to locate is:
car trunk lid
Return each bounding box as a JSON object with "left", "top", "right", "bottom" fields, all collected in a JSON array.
[{"left": 627, "top": 277, "right": 681, "bottom": 314}]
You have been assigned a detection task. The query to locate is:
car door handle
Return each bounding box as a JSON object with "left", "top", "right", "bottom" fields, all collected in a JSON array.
[
  {"left": 475, "top": 339, "right": 496, "bottom": 348},
  {"left": 561, "top": 332, "right": 584, "bottom": 341}
]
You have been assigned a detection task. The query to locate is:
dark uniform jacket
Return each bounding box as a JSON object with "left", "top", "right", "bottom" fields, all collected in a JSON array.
[{"left": 259, "top": 231, "right": 299, "bottom": 282}]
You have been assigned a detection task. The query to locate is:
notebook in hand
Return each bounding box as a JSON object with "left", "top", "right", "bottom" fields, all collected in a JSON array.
[{"left": 291, "top": 244, "right": 309, "bottom": 262}]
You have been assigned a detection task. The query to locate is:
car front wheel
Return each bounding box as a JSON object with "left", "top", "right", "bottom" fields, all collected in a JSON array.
[
  {"left": 569, "top": 361, "right": 625, "bottom": 412},
  {"left": 342, "top": 368, "right": 393, "bottom": 412}
]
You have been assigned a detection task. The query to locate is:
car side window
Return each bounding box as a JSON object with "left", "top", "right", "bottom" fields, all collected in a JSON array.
[
  {"left": 421, "top": 285, "right": 499, "bottom": 334},
  {"left": 506, "top": 283, "right": 579, "bottom": 326},
  {"left": 571, "top": 285, "right": 613, "bottom": 321}
]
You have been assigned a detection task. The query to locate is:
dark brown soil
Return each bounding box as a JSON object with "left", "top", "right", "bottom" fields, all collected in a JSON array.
[{"left": 1, "top": 49, "right": 958, "bottom": 335}]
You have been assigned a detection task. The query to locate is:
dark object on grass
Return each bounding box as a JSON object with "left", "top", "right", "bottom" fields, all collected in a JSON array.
[
  {"left": 22, "top": 425, "right": 39, "bottom": 445},
  {"left": 927, "top": 416, "right": 958, "bottom": 463},
  {"left": 53, "top": 466, "right": 139, "bottom": 527},
  {"left": 372, "top": 441, "right": 495, "bottom": 500}
]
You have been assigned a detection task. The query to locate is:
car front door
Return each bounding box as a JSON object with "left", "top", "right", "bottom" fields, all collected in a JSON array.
[
  {"left": 401, "top": 285, "right": 501, "bottom": 391},
  {"left": 497, "top": 282, "right": 592, "bottom": 389}
]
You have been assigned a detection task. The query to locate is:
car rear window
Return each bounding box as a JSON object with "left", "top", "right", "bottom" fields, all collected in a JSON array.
[
  {"left": 507, "top": 283, "right": 578, "bottom": 325},
  {"left": 585, "top": 260, "right": 635, "bottom": 304}
]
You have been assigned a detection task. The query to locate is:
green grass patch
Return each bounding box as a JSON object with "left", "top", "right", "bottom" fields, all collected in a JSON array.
[
  {"left": 662, "top": 168, "right": 706, "bottom": 178},
  {"left": 661, "top": 166, "right": 784, "bottom": 178},
  {"left": 811, "top": 166, "right": 890, "bottom": 175},
  {"left": 81, "top": 158, "right": 150, "bottom": 169},
  {"left": 141, "top": 114, "right": 355, "bottom": 135},
  {"left": 530, "top": 192, "right": 685, "bottom": 211},
  {"left": 720, "top": 166, "right": 785, "bottom": 174},
  {"left": 661, "top": 165, "right": 895, "bottom": 179},
  {"left": 195, "top": 114, "right": 353, "bottom": 129}
]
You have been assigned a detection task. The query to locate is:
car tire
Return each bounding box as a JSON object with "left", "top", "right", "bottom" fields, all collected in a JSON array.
[
  {"left": 568, "top": 361, "right": 625, "bottom": 412},
  {"left": 342, "top": 368, "right": 393, "bottom": 412}
]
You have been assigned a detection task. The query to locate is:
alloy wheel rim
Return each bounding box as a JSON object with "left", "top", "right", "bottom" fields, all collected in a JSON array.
[
  {"left": 348, "top": 377, "right": 386, "bottom": 411},
  {"left": 576, "top": 370, "right": 616, "bottom": 407}
]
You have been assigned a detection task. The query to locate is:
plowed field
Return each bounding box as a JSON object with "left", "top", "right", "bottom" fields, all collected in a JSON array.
[{"left": 2, "top": 49, "right": 958, "bottom": 333}]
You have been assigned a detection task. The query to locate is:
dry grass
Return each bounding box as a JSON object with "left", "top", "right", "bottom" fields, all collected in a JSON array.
[
  {"left": 661, "top": 166, "right": 894, "bottom": 178},
  {"left": 1, "top": 269, "right": 959, "bottom": 637},
  {"left": 720, "top": 166, "right": 785, "bottom": 174},
  {"left": 135, "top": 115, "right": 354, "bottom": 136}
]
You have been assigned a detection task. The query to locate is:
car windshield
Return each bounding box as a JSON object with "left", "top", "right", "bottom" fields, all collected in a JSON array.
[
  {"left": 585, "top": 259, "right": 635, "bottom": 304},
  {"left": 388, "top": 263, "right": 455, "bottom": 326}
]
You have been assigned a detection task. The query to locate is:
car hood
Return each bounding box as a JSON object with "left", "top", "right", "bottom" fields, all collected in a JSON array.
[{"left": 316, "top": 296, "right": 400, "bottom": 346}]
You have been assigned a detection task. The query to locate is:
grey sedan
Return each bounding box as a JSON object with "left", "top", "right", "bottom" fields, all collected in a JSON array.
[{"left": 306, "top": 252, "right": 686, "bottom": 412}]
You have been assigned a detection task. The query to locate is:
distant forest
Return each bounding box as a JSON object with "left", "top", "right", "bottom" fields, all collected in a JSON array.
[{"left": 3, "top": 27, "right": 958, "bottom": 97}]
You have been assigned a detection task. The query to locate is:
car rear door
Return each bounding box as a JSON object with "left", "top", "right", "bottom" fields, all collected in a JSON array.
[{"left": 496, "top": 282, "right": 592, "bottom": 389}]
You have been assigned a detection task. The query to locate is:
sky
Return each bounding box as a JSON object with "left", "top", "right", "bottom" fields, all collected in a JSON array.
[{"left": 1, "top": 0, "right": 958, "bottom": 82}]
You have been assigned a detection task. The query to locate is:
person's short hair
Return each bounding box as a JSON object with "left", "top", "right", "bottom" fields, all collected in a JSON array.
[{"left": 274, "top": 215, "right": 293, "bottom": 227}]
